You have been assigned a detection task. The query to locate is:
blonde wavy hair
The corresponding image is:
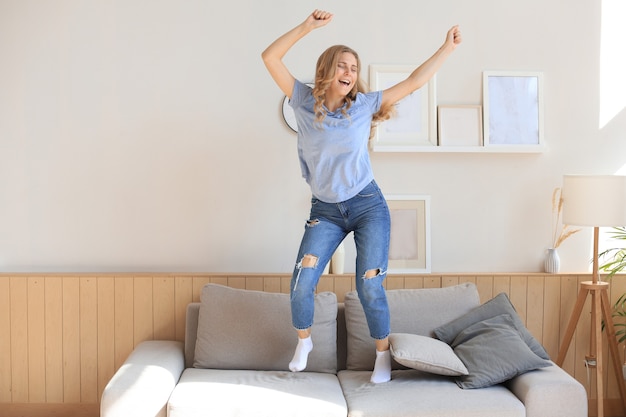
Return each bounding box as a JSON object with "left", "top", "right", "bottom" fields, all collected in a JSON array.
[{"left": 312, "top": 45, "right": 395, "bottom": 136}]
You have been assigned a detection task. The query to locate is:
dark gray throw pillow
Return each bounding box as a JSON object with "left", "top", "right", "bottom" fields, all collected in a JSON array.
[
  {"left": 452, "top": 314, "right": 552, "bottom": 389},
  {"left": 433, "top": 292, "right": 550, "bottom": 360}
]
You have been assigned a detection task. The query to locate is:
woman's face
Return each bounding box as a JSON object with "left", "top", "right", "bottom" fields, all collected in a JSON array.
[{"left": 330, "top": 52, "right": 358, "bottom": 96}]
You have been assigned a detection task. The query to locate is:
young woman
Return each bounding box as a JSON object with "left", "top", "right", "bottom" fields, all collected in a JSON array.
[{"left": 262, "top": 10, "right": 461, "bottom": 383}]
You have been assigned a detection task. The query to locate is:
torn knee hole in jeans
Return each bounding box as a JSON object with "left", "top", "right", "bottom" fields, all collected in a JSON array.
[
  {"left": 306, "top": 219, "right": 320, "bottom": 228},
  {"left": 363, "top": 268, "right": 382, "bottom": 279},
  {"left": 301, "top": 254, "right": 319, "bottom": 268}
]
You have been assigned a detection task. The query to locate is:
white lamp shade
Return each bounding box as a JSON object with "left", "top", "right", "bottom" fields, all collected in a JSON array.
[{"left": 562, "top": 175, "right": 626, "bottom": 227}]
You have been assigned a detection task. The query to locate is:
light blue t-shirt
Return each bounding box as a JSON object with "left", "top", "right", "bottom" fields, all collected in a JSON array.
[{"left": 289, "top": 80, "right": 382, "bottom": 203}]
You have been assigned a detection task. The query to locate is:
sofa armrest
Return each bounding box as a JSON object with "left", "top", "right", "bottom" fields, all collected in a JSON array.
[
  {"left": 506, "top": 362, "right": 587, "bottom": 417},
  {"left": 101, "top": 340, "right": 185, "bottom": 417}
]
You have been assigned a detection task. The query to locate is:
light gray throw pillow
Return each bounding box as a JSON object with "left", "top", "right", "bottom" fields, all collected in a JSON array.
[
  {"left": 451, "top": 314, "right": 552, "bottom": 389},
  {"left": 389, "top": 333, "right": 468, "bottom": 376},
  {"left": 344, "top": 283, "right": 481, "bottom": 371},
  {"left": 193, "top": 284, "right": 337, "bottom": 373}
]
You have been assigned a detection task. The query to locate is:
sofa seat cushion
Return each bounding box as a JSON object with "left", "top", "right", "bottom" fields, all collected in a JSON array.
[
  {"left": 193, "top": 284, "right": 337, "bottom": 373},
  {"left": 168, "top": 368, "right": 347, "bottom": 417},
  {"left": 344, "top": 283, "right": 481, "bottom": 370},
  {"left": 338, "top": 369, "right": 525, "bottom": 417}
]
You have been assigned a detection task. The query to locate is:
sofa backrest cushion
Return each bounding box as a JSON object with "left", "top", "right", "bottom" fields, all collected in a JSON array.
[
  {"left": 192, "top": 284, "right": 338, "bottom": 373},
  {"left": 344, "top": 282, "right": 480, "bottom": 371}
]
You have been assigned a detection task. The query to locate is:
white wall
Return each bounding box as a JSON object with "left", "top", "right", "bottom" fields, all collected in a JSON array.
[{"left": 1, "top": 0, "right": 624, "bottom": 273}]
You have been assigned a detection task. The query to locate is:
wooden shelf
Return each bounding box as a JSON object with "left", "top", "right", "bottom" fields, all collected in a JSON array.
[{"left": 371, "top": 144, "right": 547, "bottom": 153}]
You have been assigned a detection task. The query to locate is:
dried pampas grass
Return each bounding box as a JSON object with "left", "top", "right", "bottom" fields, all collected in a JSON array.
[{"left": 551, "top": 187, "right": 580, "bottom": 248}]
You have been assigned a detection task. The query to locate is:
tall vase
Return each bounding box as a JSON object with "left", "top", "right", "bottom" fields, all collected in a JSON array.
[
  {"left": 331, "top": 242, "right": 345, "bottom": 274},
  {"left": 544, "top": 248, "right": 560, "bottom": 274}
]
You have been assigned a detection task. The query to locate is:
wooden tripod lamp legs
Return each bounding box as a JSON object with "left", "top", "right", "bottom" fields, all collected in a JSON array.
[{"left": 556, "top": 281, "right": 626, "bottom": 417}]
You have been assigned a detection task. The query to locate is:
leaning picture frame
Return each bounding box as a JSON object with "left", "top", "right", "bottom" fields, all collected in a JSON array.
[
  {"left": 369, "top": 65, "right": 436, "bottom": 151},
  {"left": 483, "top": 71, "right": 544, "bottom": 147},
  {"left": 437, "top": 105, "right": 483, "bottom": 147},
  {"left": 385, "top": 195, "right": 431, "bottom": 273}
]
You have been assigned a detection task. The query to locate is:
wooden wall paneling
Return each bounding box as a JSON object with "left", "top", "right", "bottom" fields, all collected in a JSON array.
[
  {"left": 458, "top": 275, "right": 477, "bottom": 288},
  {"left": 245, "top": 276, "right": 264, "bottom": 292},
  {"left": 227, "top": 276, "right": 246, "bottom": 290},
  {"left": 280, "top": 276, "right": 291, "bottom": 294},
  {"left": 317, "top": 275, "right": 336, "bottom": 294},
  {"left": 403, "top": 276, "right": 424, "bottom": 289},
  {"left": 44, "top": 277, "right": 63, "bottom": 403},
  {"left": 559, "top": 275, "right": 579, "bottom": 374},
  {"left": 0, "top": 278, "right": 12, "bottom": 402},
  {"left": 62, "top": 276, "right": 81, "bottom": 402},
  {"left": 606, "top": 275, "right": 626, "bottom": 400},
  {"left": 153, "top": 276, "right": 175, "bottom": 341},
  {"left": 385, "top": 275, "right": 405, "bottom": 290},
  {"left": 96, "top": 277, "right": 115, "bottom": 400},
  {"left": 493, "top": 275, "right": 510, "bottom": 296},
  {"left": 475, "top": 276, "right": 493, "bottom": 303},
  {"left": 543, "top": 276, "right": 562, "bottom": 358},
  {"left": 566, "top": 277, "right": 596, "bottom": 398},
  {"left": 174, "top": 276, "right": 193, "bottom": 342},
  {"left": 423, "top": 276, "right": 441, "bottom": 289},
  {"left": 133, "top": 277, "right": 154, "bottom": 346},
  {"left": 208, "top": 275, "right": 228, "bottom": 287},
  {"left": 9, "top": 277, "right": 28, "bottom": 402},
  {"left": 27, "top": 277, "right": 46, "bottom": 403},
  {"left": 526, "top": 275, "right": 545, "bottom": 348},
  {"left": 441, "top": 275, "right": 460, "bottom": 287},
  {"left": 113, "top": 277, "right": 133, "bottom": 370},
  {"left": 333, "top": 275, "right": 354, "bottom": 303},
  {"left": 263, "top": 276, "right": 282, "bottom": 294},
  {"left": 509, "top": 275, "right": 528, "bottom": 327},
  {"left": 192, "top": 276, "right": 213, "bottom": 301},
  {"left": 79, "top": 277, "right": 99, "bottom": 403}
]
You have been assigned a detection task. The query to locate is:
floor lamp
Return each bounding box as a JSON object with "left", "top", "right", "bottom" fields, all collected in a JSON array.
[{"left": 556, "top": 175, "right": 626, "bottom": 417}]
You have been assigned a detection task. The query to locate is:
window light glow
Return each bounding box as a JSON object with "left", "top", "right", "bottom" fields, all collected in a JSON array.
[{"left": 599, "top": 0, "right": 626, "bottom": 128}]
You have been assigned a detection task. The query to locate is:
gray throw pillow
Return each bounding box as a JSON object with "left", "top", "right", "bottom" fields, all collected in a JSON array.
[
  {"left": 451, "top": 314, "right": 552, "bottom": 389},
  {"left": 389, "top": 333, "right": 468, "bottom": 376},
  {"left": 344, "top": 283, "right": 480, "bottom": 371},
  {"left": 193, "top": 284, "right": 337, "bottom": 373},
  {"left": 434, "top": 292, "right": 550, "bottom": 360}
]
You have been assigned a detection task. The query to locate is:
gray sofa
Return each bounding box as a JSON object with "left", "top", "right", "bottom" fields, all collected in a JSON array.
[{"left": 101, "top": 282, "right": 587, "bottom": 417}]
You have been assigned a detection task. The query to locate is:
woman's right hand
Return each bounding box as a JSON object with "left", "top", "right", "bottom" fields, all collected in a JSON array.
[{"left": 304, "top": 9, "right": 333, "bottom": 30}]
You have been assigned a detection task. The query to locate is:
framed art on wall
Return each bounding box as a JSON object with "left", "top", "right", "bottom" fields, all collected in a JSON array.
[
  {"left": 437, "top": 105, "right": 483, "bottom": 147},
  {"left": 385, "top": 195, "right": 431, "bottom": 273},
  {"left": 369, "top": 65, "right": 436, "bottom": 151},
  {"left": 483, "top": 71, "right": 544, "bottom": 147}
]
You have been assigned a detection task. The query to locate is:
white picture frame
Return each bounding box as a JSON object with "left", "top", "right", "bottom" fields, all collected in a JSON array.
[
  {"left": 437, "top": 105, "right": 483, "bottom": 147},
  {"left": 369, "top": 65, "right": 436, "bottom": 152},
  {"left": 385, "top": 195, "right": 431, "bottom": 273},
  {"left": 483, "top": 71, "right": 544, "bottom": 147}
]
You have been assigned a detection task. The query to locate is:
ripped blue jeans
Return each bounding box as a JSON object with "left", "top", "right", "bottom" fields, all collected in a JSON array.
[{"left": 290, "top": 180, "right": 391, "bottom": 340}]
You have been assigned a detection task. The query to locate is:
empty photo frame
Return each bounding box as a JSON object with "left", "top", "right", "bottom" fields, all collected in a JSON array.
[
  {"left": 438, "top": 105, "right": 483, "bottom": 147},
  {"left": 483, "top": 71, "right": 544, "bottom": 147},
  {"left": 370, "top": 65, "right": 437, "bottom": 151},
  {"left": 385, "top": 195, "right": 431, "bottom": 273}
]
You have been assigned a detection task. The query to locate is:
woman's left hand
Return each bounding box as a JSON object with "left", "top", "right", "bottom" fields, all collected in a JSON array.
[{"left": 446, "top": 25, "right": 462, "bottom": 49}]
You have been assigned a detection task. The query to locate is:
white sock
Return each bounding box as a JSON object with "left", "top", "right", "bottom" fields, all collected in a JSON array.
[
  {"left": 289, "top": 336, "right": 313, "bottom": 372},
  {"left": 370, "top": 349, "right": 391, "bottom": 383}
]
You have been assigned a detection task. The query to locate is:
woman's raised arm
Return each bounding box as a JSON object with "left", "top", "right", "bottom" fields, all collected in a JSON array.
[
  {"left": 381, "top": 25, "right": 462, "bottom": 108},
  {"left": 261, "top": 10, "right": 333, "bottom": 98}
]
